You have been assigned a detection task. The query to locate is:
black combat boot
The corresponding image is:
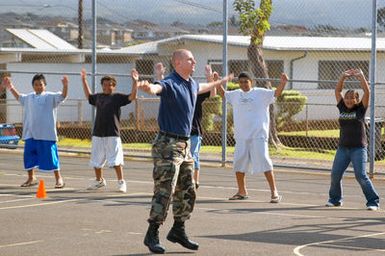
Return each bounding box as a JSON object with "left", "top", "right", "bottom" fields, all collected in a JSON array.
[
  {"left": 144, "top": 222, "right": 166, "bottom": 254},
  {"left": 166, "top": 221, "right": 199, "bottom": 250}
]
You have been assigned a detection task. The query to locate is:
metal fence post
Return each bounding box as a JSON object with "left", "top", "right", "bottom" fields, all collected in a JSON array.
[
  {"left": 91, "top": 0, "right": 97, "bottom": 129},
  {"left": 369, "top": 0, "right": 377, "bottom": 178},
  {"left": 305, "top": 104, "right": 309, "bottom": 137},
  {"left": 221, "top": 0, "right": 228, "bottom": 167}
]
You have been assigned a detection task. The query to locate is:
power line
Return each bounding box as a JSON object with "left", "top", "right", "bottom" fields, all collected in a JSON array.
[{"left": 171, "top": 0, "right": 222, "bottom": 14}]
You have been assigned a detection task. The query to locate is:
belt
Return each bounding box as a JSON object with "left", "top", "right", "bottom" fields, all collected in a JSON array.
[{"left": 159, "top": 131, "right": 190, "bottom": 141}]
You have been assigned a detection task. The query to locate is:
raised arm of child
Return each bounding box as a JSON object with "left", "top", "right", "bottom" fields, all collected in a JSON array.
[
  {"left": 129, "top": 69, "right": 139, "bottom": 101},
  {"left": 2, "top": 76, "right": 20, "bottom": 100},
  {"left": 274, "top": 73, "right": 289, "bottom": 97},
  {"left": 80, "top": 68, "right": 92, "bottom": 99},
  {"left": 154, "top": 62, "right": 166, "bottom": 81},
  {"left": 204, "top": 65, "right": 218, "bottom": 97},
  {"left": 135, "top": 67, "right": 163, "bottom": 95},
  {"left": 335, "top": 69, "right": 355, "bottom": 103},
  {"left": 354, "top": 68, "right": 370, "bottom": 108},
  {"left": 61, "top": 75, "right": 69, "bottom": 98}
]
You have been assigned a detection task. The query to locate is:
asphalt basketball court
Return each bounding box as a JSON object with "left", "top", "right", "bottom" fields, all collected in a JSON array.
[{"left": 1, "top": 149, "right": 385, "bottom": 256}]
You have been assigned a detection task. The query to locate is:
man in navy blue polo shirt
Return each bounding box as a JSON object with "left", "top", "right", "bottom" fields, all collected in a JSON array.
[{"left": 137, "top": 49, "right": 232, "bottom": 254}]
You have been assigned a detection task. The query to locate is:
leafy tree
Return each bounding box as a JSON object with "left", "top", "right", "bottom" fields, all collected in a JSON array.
[{"left": 233, "top": 0, "right": 282, "bottom": 147}]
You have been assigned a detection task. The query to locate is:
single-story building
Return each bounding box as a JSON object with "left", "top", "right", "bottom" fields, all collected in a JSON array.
[
  {"left": 1, "top": 32, "right": 385, "bottom": 124},
  {"left": 114, "top": 34, "right": 385, "bottom": 120}
]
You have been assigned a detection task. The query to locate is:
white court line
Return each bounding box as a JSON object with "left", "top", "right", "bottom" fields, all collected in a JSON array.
[
  {"left": 197, "top": 195, "right": 361, "bottom": 211},
  {"left": 0, "top": 198, "right": 34, "bottom": 204},
  {"left": 0, "top": 199, "right": 81, "bottom": 210},
  {"left": 127, "top": 232, "right": 142, "bottom": 235},
  {"left": 0, "top": 192, "right": 378, "bottom": 223},
  {"left": 0, "top": 174, "right": 381, "bottom": 214},
  {"left": 0, "top": 240, "right": 43, "bottom": 249},
  {"left": 293, "top": 232, "right": 385, "bottom": 256},
  {"left": 3, "top": 172, "right": 378, "bottom": 201},
  {"left": 0, "top": 194, "right": 33, "bottom": 198},
  {"left": 0, "top": 192, "right": 153, "bottom": 210}
]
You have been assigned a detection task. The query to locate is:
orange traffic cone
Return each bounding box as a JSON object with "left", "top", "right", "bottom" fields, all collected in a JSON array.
[{"left": 36, "top": 179, "right": 47, "bottom": 199}]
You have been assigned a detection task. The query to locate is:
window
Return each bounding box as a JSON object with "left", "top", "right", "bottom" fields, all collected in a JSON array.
[
  {"left": 207, "top": 59, "right": 283, "bottom": 85},
  {"left": 266, "top": 60, "right": 284, "bottom": 86},
  {"left": 229, "top": 60, "right": 249, "bottom": 78},
  {"left": 207, "top": 59, "right": 223, "bottom": 77},
  {"left": 135, "top": 59, "right": 154, "bottom": 81},
  {"left": 318, "top": 60, "right": 369, "bottom": 89}
]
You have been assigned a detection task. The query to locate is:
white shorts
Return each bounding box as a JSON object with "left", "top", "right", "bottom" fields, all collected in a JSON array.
[
  {"left": 233, "top": 138, "right": 273, "bottom": 174},
  {"left": 90, "top": 136, "right": 124, "bottom": 168}
]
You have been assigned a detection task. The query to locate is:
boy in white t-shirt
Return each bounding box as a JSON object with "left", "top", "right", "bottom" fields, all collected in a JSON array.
[
  {"left": 216, "top": 71, "right": 288, "bottom": 203},
  {"left": 2, "top": 74, "right": 68, "bottom": 188}
]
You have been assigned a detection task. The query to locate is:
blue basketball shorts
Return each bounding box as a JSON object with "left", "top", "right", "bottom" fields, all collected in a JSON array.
[{"left": 24, "top": 138, "right": 60, "bottom": 172}]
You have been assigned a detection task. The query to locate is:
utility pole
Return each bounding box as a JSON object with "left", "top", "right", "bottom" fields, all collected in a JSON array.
[{"left": 78, "top": 0, "right": 83, "bottom": 49}]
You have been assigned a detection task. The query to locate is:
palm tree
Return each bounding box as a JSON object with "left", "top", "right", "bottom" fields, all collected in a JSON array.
[{"left": 233, "top": 0, "right": 281, "bottom": 147}]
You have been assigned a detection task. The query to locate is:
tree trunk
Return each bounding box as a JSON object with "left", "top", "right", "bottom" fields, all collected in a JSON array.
[{"left": 247, "top": 40, "right": 282, "bottom": 148}]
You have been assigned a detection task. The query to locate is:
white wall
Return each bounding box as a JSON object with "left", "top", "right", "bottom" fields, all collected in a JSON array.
[
  {"left": 6, "top": 42, "right": 385, "bottom": 124},
  {"left": 177, "top": 42, "right": 385, "bottom": 121}
]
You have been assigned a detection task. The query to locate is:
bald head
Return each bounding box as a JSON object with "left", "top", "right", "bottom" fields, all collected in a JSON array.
[
  {"left": 171, "top": 49, "right": 189, "bottom": 68},
  {"left": 171, "top": 49, "right": 196, "bottom": 80}
]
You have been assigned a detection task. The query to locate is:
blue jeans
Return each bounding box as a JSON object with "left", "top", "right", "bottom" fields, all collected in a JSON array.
[
  {"left": 190, "top": 135, "right": 202, "bottom": 170},
  {"left": 328, "top": 146, "right": 379, "bottom": 207}
]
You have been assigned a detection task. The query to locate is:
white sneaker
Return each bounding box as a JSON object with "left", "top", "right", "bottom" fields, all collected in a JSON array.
[
  {"left": 117, "top": 180, "right": 126, "bottom": 193},
  {"left": 87, "top": 178, "right": 106, "bottom": 190},
  {"left": 270, "top": 195, "right": 282, "bottom": 203},
  {"left": 367, "top": 205, "right": 379, "bottom": 211}
]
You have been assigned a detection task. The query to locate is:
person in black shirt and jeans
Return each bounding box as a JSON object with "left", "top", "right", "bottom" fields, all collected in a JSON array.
[
  {"left": 190, "top": 65, "right": 218, "bottom": 189},
  {"left": 326, "top": 68, "right": 379, "bottom": 210}
]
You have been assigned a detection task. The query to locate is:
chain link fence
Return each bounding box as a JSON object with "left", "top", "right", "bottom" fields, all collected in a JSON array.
[{"left": 1, "top": 0, "right": 385, "bottom": 173}]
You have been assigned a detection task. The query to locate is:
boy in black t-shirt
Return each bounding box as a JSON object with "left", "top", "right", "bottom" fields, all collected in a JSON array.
[{"left": 81, "top": 69, "right": 138, "bottom": 192}]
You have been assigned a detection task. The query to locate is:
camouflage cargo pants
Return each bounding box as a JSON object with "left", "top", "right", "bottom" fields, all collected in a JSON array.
[{"left": 148, "top": 133, "right": 196, "bottom": 225}]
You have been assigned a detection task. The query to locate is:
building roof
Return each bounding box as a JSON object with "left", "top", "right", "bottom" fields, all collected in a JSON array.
[
  {"left": 6, "top": 29, "right": 78, "bottom": 50},
  {"left": 115, "top": 38, "right": 170, "bottom": 55},
  {"left": 116, "top": 34, "right": 385, "bottom": 53},
  {"left": 161, "top": 34, "right": 385, "bottom": 52},
  {"left": 1, "top": 34, "right": 385, "bottom": 57}
]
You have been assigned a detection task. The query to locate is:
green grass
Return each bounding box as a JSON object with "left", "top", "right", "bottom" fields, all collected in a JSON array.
[
  {"left": 280, "top": 128, "right": 385, "bottom": 137},
  {"left": 278, "top": 129, "right": 340, "bottom": 137},
  {"left": 56, "top": 138, "right": 335, "bottom": 161},
  {"left": 201, "top": 145, "right": 336, "bottom": 161},
  {"left": 56, "top": 137, "right": 385, "bottom": 163},
  {"left": 269, "top": 146, "right": 335, "bottom": 161},
  {"left": 58, "top": 139, "right": 152, "bottom": 150},
  {"left": 122, "top": 143, "right": 153, "bottom": 150},
  {"left": 57, "top": 138, "right": 91, "bottom": 148}
]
